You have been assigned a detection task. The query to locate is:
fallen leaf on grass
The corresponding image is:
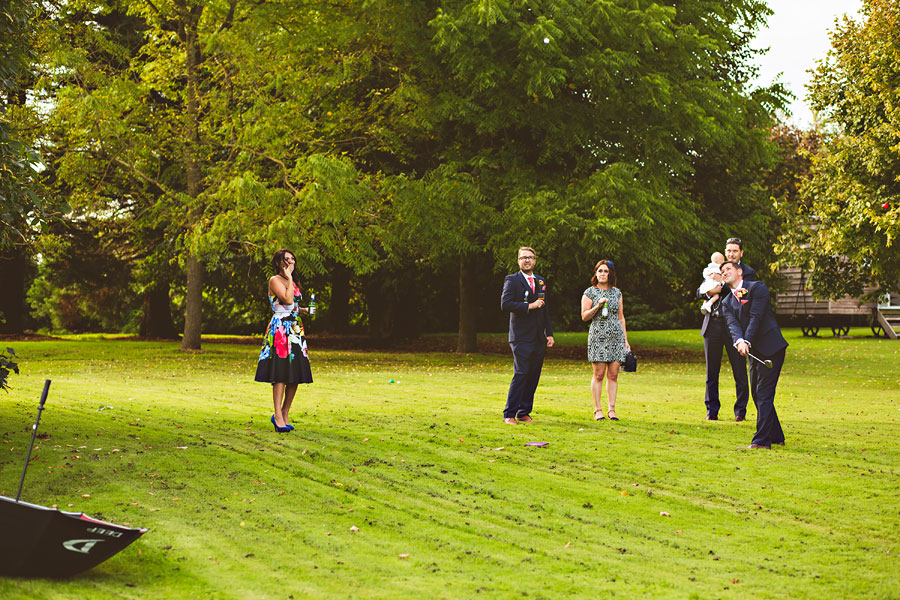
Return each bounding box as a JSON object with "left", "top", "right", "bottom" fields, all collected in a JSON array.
[
  {"left": 175, "top": 446, "right": 188, "bottom": 450},
  {"left": 398, "top": 553, "right": 409, "bottom": 559},
  {"left": 349, "top": 526, "right": 359, "bottom": 532},
  {"left": 660, "top": 511, "right": 671, "bottom": 517},
  {"left": 620, "top": 491, "right": 628, "bottom": 496},
  {"left": 731, "top": 579, "right": 741, "bottom": 584},
  {"left": 564, "top": 541, "right": 571, "bottom": 549},
  {"left": 362, "top": 438, "right": 369, "bottom": 442},
  {"left": 81, "top": 494, "right": 91, "bottom": 498},
  {"left": 675, "top": 530, "right": 683, "bottom": 533},
  {"left": 494, "top": 447, "right": 504, "bottom": 451}
]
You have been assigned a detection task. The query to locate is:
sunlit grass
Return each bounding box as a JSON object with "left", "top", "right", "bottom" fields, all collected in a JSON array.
[{"left": 0, "top": 329, "right": 897, "bottom": 599}]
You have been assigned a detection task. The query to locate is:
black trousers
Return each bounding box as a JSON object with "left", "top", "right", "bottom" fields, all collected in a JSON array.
[
  {"left": 504, "top": 341, "right": 545, "bottom": 419},
  {"left": 749, "top": 347, "right": 786, "bottom": 446},
  {"left": 703, "top": 316, "right": 750, "bottom": 417}
]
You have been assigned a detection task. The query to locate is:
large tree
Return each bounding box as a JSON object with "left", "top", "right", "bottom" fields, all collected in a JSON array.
[
  {"left": 223, "top": 0, "right": 788, "bottom": 347},
  {"left": 385, "top": 0, "right": 786, "bottom": 341},
  {"left": 776, "top": 0, "right": 900, "bottom": 299},
  {"left": 37, "top": 0, "right": 327, "bottom": 347},
  {"left": 30, "top": 0, "right": 789, "bottom": 343},
  {"left": 0, "top": 0, "right": 44, "bottom": 333}
]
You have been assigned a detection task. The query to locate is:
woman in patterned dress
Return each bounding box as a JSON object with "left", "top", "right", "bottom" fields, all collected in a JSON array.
[
  {"left": 581, "top": 259, "right": 630, "bottom": 421},
  {"left": 254, "top": 249, "right": 313, "bottom": 432}
]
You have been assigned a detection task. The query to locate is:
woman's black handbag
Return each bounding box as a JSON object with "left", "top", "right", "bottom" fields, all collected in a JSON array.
[{"left": 623, "top": 351, "right": 637, "bottom": 372}]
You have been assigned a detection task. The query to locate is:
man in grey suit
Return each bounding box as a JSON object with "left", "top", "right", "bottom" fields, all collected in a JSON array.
[{"left": 720, "top": 261, "right": 788, "bottom": 449}]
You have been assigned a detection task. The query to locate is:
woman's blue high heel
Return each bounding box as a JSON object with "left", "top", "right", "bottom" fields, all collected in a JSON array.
[{"left": 271, "top": 415, "right": 292, "bottom": 432}]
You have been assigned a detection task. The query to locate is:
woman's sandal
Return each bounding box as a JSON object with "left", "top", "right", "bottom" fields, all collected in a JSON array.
[
  {"left": 608, "top": 410, "right": 619, "bottom": 421},
  {"left": 593, "top": 409, "right": 605, "bottom": 421}
]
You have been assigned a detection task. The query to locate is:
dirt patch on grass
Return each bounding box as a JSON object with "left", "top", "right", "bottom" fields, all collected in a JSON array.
[
  {"left": 0, "top": 331, "right": 701, "bottom": 360},
  {"left": 0, "top": 333, "right": 67, "bottom": 342}
]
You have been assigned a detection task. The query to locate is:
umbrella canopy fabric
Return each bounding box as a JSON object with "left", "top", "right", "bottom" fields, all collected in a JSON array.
[{"left": 0, "top": 494, "right": 147, "bottom": 577}]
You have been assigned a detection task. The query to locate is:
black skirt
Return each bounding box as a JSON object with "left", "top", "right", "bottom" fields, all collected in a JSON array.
[{"left": 254, "top": 315, "right": 313, "bottom": 384}]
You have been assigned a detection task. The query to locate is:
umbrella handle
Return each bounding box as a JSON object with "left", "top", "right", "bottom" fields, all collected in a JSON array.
[{"left": 16, "top": 380, "right": 51, "bottom": 502}]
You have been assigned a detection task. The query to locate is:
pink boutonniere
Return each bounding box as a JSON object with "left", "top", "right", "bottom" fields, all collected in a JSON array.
[{"left": 734, "top": 288, "right": 749, "bottom": 305}]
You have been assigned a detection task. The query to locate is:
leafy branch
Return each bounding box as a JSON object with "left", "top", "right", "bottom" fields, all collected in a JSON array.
[{"left": 0, "top": 347, "right": 19, "bottom": 392}]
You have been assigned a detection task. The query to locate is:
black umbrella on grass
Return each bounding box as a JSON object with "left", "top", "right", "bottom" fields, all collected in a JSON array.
[{"left": 0, "top": 380, "right": 147, "bottom": 577}]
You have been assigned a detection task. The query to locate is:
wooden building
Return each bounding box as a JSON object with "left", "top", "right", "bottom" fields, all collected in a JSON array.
[{"left": 773, "top": 267, "right": 899, "bottom": 338}]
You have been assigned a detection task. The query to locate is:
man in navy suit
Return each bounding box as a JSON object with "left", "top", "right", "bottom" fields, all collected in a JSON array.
[
  {"left": 719, "top": 261, "right": 788, "bottom": 449},
  {"left": 500, "top": 247, "right": 554, "bottom": 424},
  {"left": 697, "top": 237, "right": 757, "bottom": 421}
]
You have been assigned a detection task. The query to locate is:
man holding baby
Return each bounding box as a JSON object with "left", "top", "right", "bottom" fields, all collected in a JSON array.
[{"left": 697, "top": 237, "right": 757, "bottom": 421}]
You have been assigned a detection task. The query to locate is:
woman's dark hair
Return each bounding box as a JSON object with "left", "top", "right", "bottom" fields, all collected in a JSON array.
[
  {"left": 271, "top": 249, "right": 301, "bottom": 290},
  {"left": 590, "top": 259, "right": 616, "bottom": 287}
]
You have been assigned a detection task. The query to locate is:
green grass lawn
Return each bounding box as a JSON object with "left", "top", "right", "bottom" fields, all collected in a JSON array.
[{"left": 0, "top": 329, "right": 897, "bottom": 599}]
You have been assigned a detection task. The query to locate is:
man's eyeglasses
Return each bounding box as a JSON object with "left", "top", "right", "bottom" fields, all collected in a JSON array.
[
  {"left": 726, "top": 238, "right": 741, "bottom": 245},
  {"left": 518, "top": 256, "right": 535, "bottom": 261}
]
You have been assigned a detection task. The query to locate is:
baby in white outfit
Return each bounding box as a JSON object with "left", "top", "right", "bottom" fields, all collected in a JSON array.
[{"left": 699, "top": 252, "right": 726, "bottom": 315}]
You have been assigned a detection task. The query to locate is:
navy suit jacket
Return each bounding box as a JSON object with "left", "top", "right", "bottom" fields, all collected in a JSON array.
[
  {"left": 697, "top": 261, "right": 757, "bottom": 336},
  {"left": 501, "top": 272, "right": 554, "bottom": 343},
  {"left": 720, "top": 279, "right": 788, "bottom": 357},
  {"left": 737, "top": 262, "right": 757, "bottom": 282}
]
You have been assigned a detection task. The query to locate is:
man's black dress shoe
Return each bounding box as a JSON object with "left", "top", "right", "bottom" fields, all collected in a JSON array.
[
  {"left": 734, "top": 415, "right": 745, "bottom": 422},
  {"left": 706, "top": 414, "right": 718, "bottom": 421}
]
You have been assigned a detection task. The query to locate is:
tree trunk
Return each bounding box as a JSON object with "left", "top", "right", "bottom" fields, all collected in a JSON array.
[
  {"left": 366, "top": 284, "right": 394, "bottom": 344},
  {"left": 178, "top": 2, "right": 205, "bottom": 350},
  {"left": 180, "top": 255, "right": 203, "bottom": 349},
  {"left": 457, "top": 253, "right": 478, "bottom": 353},
  {"left": 0, "top": 251, "right": 28, "bottom": 334},
  {"left": 140, "top": 281, "right": 177, "bottom": 339},
  {"left": 330, "top": 262, "right": 351, "bottom": 333}
]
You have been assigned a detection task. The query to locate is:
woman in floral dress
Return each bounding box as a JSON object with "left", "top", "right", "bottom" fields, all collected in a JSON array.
[
  {"left": 581, "top": 259, "right": 630, "bottom": 421},
  {"left": 254, "top": 249, "right": 313, "bottom": 432}
]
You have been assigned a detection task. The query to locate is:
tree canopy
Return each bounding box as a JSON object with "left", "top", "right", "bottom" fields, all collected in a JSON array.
[{"left": 22, "top": 0, "right": 789, "bottom": 340}]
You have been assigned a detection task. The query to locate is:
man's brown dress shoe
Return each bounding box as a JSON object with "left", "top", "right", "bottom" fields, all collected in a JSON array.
[
  {"left": 734, "top": 416, "right": 745, "bottom": 422},
  {"left": 503, "top": 418, "right": 518, "bottom": 425},
  {"left": 517, "top": 415, "right": 534, "bottom": 423},
  {"left": 737, "top": 443, "right": 770, "bottom": 449}
]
